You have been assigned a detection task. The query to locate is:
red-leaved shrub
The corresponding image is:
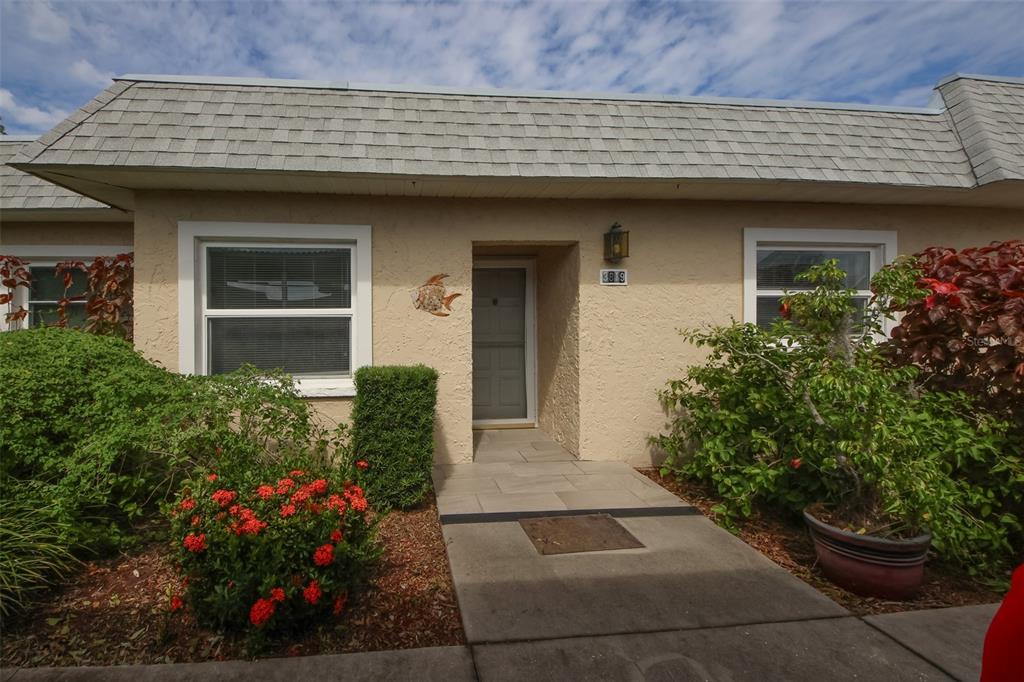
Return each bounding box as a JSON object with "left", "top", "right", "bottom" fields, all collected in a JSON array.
[{"left": 878, "top": 240, "right": 1023, "bottom": 423}]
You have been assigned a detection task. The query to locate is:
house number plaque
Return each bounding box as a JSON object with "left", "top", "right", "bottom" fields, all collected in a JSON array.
[{"left": 600, "top": 269, "right": 628, "bottom": 285}]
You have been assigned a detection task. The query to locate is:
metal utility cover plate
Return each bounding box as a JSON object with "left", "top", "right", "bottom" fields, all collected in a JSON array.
[{"left": 519, "top": 513, "right": 645, "bottom": 555}]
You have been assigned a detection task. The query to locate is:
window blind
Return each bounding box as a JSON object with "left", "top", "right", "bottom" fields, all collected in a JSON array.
[
  {"left": 207, "top": 247, "right": 352, "bottom": 310},
  {"left": 208, "top": 317, "right": 351, "bottom": 376}
]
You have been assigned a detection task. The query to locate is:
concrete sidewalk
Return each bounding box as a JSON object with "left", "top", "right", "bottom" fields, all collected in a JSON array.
[{"left": 5, "top": 605, "right": 996, "bottom": 681}]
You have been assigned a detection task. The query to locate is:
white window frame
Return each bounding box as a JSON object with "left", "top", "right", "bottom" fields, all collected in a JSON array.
[
  {"left": 2, "top": 245, "right": 131, "bottom": 331},
  {"left": 178, "top": 222, "right": 372, "bottom": 397},
  {"left": 743, "top": 228, "right": 897, "bottom": 333}
]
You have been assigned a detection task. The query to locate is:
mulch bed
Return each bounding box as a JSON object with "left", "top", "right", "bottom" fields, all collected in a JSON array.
[
  {"left": 638, "top": 468, "right": 1004, "bottom": 616},
  {"left": 1, "top": 494, "right": 464, "bottom": 668}
]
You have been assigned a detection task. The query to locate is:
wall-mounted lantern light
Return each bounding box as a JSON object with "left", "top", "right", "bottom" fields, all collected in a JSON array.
[{"left": 603, "top": 222, "right": 629, "bottom": 262}]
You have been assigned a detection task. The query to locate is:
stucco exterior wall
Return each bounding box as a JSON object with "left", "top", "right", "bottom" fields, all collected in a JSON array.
[
  {"left": 536, "top": 244, "right": 581, "bottom": 455},
  {"left": 0, "top": 221, "right": 133, "bottom": 248},
  {"left": 130, "top": 190, "right": 1024, "bottom": 464}
]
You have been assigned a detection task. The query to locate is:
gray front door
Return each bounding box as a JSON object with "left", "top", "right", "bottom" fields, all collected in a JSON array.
[{"left": 472, "top": 267, "right": 527, "bottom": 421}]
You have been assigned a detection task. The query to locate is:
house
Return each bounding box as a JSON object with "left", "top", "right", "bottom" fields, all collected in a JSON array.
[{"left": 1, "top": 73, "right": 1022, "bottom": 464}]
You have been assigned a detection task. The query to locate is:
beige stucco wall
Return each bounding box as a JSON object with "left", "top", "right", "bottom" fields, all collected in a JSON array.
[
  {"left": 0, "top": 221, "right": 133, "bottom": 248},
  {"left": 130, "top": 190, "right": 1024, "bottom": 464},
  {"left": 536, "top": 244, "right": 581, "bottom": 454}
]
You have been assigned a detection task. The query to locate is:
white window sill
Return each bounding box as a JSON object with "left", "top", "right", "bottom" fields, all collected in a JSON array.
[{"left": 296, "top": 378, "right": 356, "bottom": 398}]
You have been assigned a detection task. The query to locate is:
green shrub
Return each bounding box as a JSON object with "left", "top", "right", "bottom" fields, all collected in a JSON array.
[
  {"left": 0, "top": 327, "right": 336, "bottom": 553},
  {"left": 351, "top": 365, "right": 438, "bottom": 509},
  {"left": 0, "top": 498, "right": 77, "bottom": 618},
  {"left": 653, "top": 260, "right": 1022, "bottom": 577},
  {"left": 0, "top": 328, "right": 182, "bottom": 552},
  {"left": 165, "top": 461, "right": 379, "bottom": 638}
]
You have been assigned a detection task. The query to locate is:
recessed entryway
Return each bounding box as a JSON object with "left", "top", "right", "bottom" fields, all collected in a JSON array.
[
  {"left": 472, "top": 260, "right": 536, "bottom": 426},
  {"left": 472, "top": 428, "right": 573, "bottom": 463}
]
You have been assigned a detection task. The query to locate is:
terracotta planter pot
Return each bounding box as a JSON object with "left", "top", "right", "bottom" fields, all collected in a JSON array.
[{"left": 803, "top": 508, "right": 931, "bottom": 600}]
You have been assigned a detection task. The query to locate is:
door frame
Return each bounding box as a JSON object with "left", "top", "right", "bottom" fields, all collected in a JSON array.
[{"left": 471, "top": 258, "right": 538, "bottom": 428}]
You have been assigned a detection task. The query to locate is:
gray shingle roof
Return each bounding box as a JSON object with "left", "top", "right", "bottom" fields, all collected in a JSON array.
[
  {"left": 11, "top": 74, "right": 1024, "bottom": 191},
  {"left": 1, "top": 139, "right": 108, "bottom": 210},
  {"left": 938, "top": 76, "right": 1024, "bottom": 185}
]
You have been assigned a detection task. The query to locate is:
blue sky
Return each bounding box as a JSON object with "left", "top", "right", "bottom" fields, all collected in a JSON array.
[{"left": 1, "top": 0, "right": 1023, "bottom": 135}]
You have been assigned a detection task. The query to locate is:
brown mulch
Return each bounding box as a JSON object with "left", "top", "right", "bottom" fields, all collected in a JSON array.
[
  {"left": 0, "top": 494, "right": 464, "bottom": 667},
  {"left": 638, "top": 468, "right": 1005, "bottom": 616}
]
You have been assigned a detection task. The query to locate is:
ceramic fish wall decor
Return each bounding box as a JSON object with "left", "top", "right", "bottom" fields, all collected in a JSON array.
[{"left": 411, "top": 274, "right": 461, "bottom": 317}]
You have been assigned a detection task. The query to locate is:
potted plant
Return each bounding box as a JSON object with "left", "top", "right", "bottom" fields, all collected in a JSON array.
[
  {"left": 776, "top": 260, "right": 938, "bottom": 599},
  {"left": 656, "top": 258, "right": 1017, "bottom": 600}
]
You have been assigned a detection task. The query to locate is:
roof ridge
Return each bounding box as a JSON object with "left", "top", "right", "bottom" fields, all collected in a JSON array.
[
  {"left": 937, "top": 78, "right": 1023, "bottom": 185},
  {"left": 934, "top": 73, "right": 1024, "bottom": 89},
  {"left": 114, "top": 74, "right": 945, "bottom": 115}
]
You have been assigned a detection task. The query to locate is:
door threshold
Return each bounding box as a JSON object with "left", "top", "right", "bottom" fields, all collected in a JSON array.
[{"left": 473, "top": 421, "right": 537, "bottom": 430}]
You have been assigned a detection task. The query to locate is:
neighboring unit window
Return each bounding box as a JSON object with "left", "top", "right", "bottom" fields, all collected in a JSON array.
[
  {"left": 754, "top": 247, "right": 876, "bottom": 328},
  {"left": 202, "top": 246, "right": 354, "bottom": 377},
  {"left": 28, "top": 265, "right": 88, "bottom": 327},
  {"left": 744, "top": 229, "right": 895, "bottom": 330}
]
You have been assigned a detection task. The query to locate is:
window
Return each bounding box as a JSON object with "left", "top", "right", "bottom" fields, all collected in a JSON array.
[
  {"left": 27, "top": 264, "right": 89, "bottom": 327},
  {"left": 2, "top": 246, "right": 131, "bottom": 331},
  {"left": 743, "top": 229, "right": 897, "bottom": 329},
  {"left": 179, "top": 223, "right": 372, "bottom": 397}
]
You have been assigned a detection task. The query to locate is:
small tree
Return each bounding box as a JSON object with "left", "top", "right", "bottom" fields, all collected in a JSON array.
[
  {"left": 1, "top": 255, "right": 32, "bottom": 329},
  {"left": 55, "top": 253, "right": 134, "bottom": 340},
  {"left": 0, "top": 252, "right": 134, "bottom": 339}
]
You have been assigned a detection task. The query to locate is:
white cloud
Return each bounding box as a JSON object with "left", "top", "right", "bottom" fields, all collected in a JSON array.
[
  {"left": 69, "top": 58, "right": 113, "bottom": 88},
  {"left": 0, "top": 88, "right": 70, "bottom": 130},
  {"left": 0, "top": 0, "right": 1022, "bottom": 134},
  {"left": 25, "top": 0, "right": 70, "bottom": 43}
]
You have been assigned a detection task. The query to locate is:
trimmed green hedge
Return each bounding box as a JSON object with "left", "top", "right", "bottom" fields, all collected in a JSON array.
[{"left": 351, "top": 365, "right": 438, "bottom": 509}]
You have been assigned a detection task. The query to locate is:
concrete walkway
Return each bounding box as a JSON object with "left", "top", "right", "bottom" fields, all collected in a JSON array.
[{"left": 432, "top": 436, "right": 999, "bottom": 680}]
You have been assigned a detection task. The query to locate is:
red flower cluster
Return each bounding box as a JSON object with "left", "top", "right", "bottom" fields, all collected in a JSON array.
[
  {"left": 303, "top": 579, "right": 322, "bottom": 605},
  {"left": 190, "top": 515, "right": 202, "bottom": 527},
  {"left": 789, "top": 457, "right": 802, "bottom": 470},
  {"left": 276, "top": 478, "right": 296, "bottom": 494},
  {"left": 270, "top": 587, "right": 286, "bottom": 603},
  {"left": 289, "top": 470, "right": 305, "bottom": 478},
  {"left": 313, "top": 543, "right": 334, "bottom": 566},
  {"left": 256, "top": 485, "right": 275, "bottom": 500},
  {"left": 178, "top": 498, "right": 196, "bottom": 512},
  {"left": 183, "top": 533, "right": 207, "bottom": 553},
  {"left": 280, "top": 503, "right": 297, "bottom": 518},
  {"left": 249, "top": 598, "right": 275, "bottom": 627},
  {"left": 355, "top": 460, "right": 369, "bottom": 470},
  {"left": 228, "top": 506, "right": 267, "bottom": 536},
  {"left": 330, "top": 529, "right": 343, "bottom": 543},
  {"left": 169, "top": 595, "right": 184, "bottom": 612},
  {"left": 326, "top": 493, "right": 348, "bottom": 514},
  {"left": 344, "top": 484, "right": 368, "bottom": 513},
  {"left": 211, "top": 489, "right": 237, "bottom": 508},
  {"left": 207, "top": 473, "right": 218, "bottom": 482}
]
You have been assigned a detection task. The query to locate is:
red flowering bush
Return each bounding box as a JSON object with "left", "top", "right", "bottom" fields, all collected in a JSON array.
[{"left": 166, "top": 464, "right": 379, "bottom": 635}]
